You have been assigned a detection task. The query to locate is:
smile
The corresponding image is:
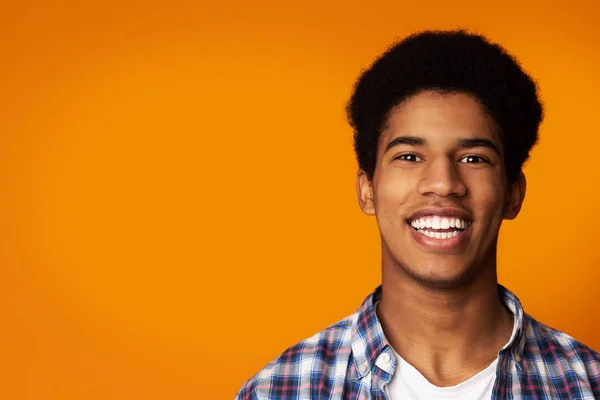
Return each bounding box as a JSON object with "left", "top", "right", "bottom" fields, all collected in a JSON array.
[{"left": 408, "top": 216, "right": 472, "bottom": 240}]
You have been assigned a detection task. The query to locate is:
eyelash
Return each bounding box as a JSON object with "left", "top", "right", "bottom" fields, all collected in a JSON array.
[
  {"left": 393, "top": 154, "right": 490, "bottom": 164},
  {"left": 395, "top": 154, "right": 422, "bottom": 162},
  {"left": 459, "top": 155, "right": 490, "bottom": 164}
]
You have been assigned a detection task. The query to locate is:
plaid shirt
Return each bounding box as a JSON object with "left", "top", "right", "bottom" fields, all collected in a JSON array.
[{"left": 235, "top": 285, "right": 600, "bottom": 399}]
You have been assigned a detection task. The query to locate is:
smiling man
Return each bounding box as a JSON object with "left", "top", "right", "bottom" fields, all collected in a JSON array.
[{"left": 235, "top": 30, "right": 600, "bottom": 399}]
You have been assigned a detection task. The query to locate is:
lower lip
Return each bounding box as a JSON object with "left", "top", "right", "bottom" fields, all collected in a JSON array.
[{"left": 408, "top": 223, "right": 472, "bottom": 252}]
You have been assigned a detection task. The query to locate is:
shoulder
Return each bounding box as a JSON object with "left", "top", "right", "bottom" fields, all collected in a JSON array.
[
  {"left": 524, "top": 314, "right": 600, "bottom": 366},
  {"left": 234, "top": 312, "right": 359, "bottom": 400},
  {"left": 523, "top": 314, "right": 600, "bottom": 390}
]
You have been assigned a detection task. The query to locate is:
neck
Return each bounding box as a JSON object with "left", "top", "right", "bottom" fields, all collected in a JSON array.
[{"left": 377, "top": 256, "right": 514, "bottom": 386}]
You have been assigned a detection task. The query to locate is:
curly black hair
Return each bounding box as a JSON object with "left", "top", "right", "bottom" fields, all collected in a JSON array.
[{"left": 347, "top": 30, "right": 543, "bottom": 184}]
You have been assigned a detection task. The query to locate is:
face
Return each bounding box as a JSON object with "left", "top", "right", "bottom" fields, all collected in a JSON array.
[{"left": 357, "top": 90, "right": 526, "bottom": 288}]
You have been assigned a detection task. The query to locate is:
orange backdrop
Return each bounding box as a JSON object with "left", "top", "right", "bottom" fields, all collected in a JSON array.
[{"left": 1, "top": 0, "right": 599, "bottom": 399}]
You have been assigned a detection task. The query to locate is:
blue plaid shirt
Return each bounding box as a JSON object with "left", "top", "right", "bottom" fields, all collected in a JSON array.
[{"left": 236, "top": 285, "right": 600, "bottom": 399}]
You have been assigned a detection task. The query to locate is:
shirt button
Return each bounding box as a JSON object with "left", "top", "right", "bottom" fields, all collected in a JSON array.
[
  {"left": 359, "top": 363, "right": 369, "bottom": 374},
  {"left": 380, "top": 353, "right": 391, "bottom": 364}
]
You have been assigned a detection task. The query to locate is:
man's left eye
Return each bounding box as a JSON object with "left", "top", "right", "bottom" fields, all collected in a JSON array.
[{"left": 459, "top": 155, "right": 489, "bottom": 164}]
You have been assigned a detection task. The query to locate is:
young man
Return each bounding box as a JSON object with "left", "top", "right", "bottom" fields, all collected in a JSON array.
[{"left": 235, "top": 30, "right": 600, "bottom": 399}]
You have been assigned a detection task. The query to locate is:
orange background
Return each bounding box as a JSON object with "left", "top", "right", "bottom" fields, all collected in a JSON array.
[{"left": 1, "top": 1, "right": 599, "bottom": 399}]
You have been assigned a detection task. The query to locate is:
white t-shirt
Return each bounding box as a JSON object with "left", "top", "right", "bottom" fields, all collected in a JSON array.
[{"left": 386, "top": 349, "right": 498, "bottom": 399}]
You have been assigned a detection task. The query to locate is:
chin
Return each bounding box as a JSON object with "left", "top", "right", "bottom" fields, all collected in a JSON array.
[
  {"left": 411, "top": 274, "right": 472, "bottom": 289},
  {"left": 401, "top": 261, "right": 477, "bottom": 289}
]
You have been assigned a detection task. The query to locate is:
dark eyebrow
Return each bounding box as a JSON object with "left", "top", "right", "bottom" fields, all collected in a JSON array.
[
  {"left": 384, "top": 135, "right": 501, "bottom": 155},
  {"left": 384, "top": 136, "right": 427, "bottom": 153},
  {"left": 456, "top": 138, "right": 501, "bottom": 155}
]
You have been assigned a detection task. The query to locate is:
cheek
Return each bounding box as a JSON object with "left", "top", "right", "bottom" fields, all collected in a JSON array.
[
  {"left": 373, "top": 174, "right": 414, "bottom": 221},
  {"left": 469, "top": 179, "right": 506, "bottom": 219}
]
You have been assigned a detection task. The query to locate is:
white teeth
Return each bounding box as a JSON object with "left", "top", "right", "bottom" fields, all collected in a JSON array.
[
  {"left": 410, "top": 216, "right": 470, "bottom": 234},
  {"left": 416, "top": 228, "right": 463, "bottom": 239}
]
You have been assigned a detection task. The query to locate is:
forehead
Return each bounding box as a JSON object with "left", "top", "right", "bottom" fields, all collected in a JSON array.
[{"left": 381, "top": 90, "right": 502, "bottom": 148}]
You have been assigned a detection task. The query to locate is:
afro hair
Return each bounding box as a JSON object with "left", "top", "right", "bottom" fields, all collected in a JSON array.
[{"left": 347, "top": 30, "right": 543, "bottom": 184}]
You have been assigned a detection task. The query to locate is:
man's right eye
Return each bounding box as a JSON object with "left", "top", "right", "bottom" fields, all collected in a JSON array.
[{"left": 394, "top": 154, "right": 422, "bottom": 162}]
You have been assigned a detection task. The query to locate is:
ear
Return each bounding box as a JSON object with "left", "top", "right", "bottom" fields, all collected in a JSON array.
[
  {"left": 503, "top": 172, "right": 526, "bottom": 220},
  {"left": 356, "top": 170, "right": 376, "bottom": 215}
]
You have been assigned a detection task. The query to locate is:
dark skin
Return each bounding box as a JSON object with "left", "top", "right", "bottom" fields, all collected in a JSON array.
[{"left": 356, "top": 90, "right": 526, "bottom": 387}]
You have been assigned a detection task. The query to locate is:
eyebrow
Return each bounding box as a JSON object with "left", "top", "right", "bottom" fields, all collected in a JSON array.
[
  {"left": 384, "top": 135, "right": 501, "bottom": 155},
  {"left": 457, "top": 138, "right": 501, "bottom": 155},
  {"left": 384, "top": 136, "right": 426, "bottom": 153}
]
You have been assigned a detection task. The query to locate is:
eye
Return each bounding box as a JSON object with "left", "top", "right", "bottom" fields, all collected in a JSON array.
[
  {"left": 394, "top": 154, "right": 423, "bottom": 162},
  {"left": 459, "top": 155, "right": 489, "bottom": 164}
]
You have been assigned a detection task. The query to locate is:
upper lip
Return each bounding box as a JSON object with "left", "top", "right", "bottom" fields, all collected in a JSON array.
[{"left": 407, "top": 207, "right": 473, "bottom": 222}]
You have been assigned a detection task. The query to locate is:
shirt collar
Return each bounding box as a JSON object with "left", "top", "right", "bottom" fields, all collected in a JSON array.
[
  {"left": 498, "top": 284, "right": 527, "bottom": 364},
  {"left": 350, "top": 284, "right": 527, "bottom": 379},
  {"left": 350, "top": 286, "right": 387, "bottom": 380}
]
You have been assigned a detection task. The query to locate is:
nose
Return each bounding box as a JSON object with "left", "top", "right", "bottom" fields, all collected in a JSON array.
[{"left": 417, "top": 157, "right": 467, "bottom": 197}]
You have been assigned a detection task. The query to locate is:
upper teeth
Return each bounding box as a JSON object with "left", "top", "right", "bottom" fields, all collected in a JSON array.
[{"left": 410, "top": 216, "right": 468, "bottom": 230}]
